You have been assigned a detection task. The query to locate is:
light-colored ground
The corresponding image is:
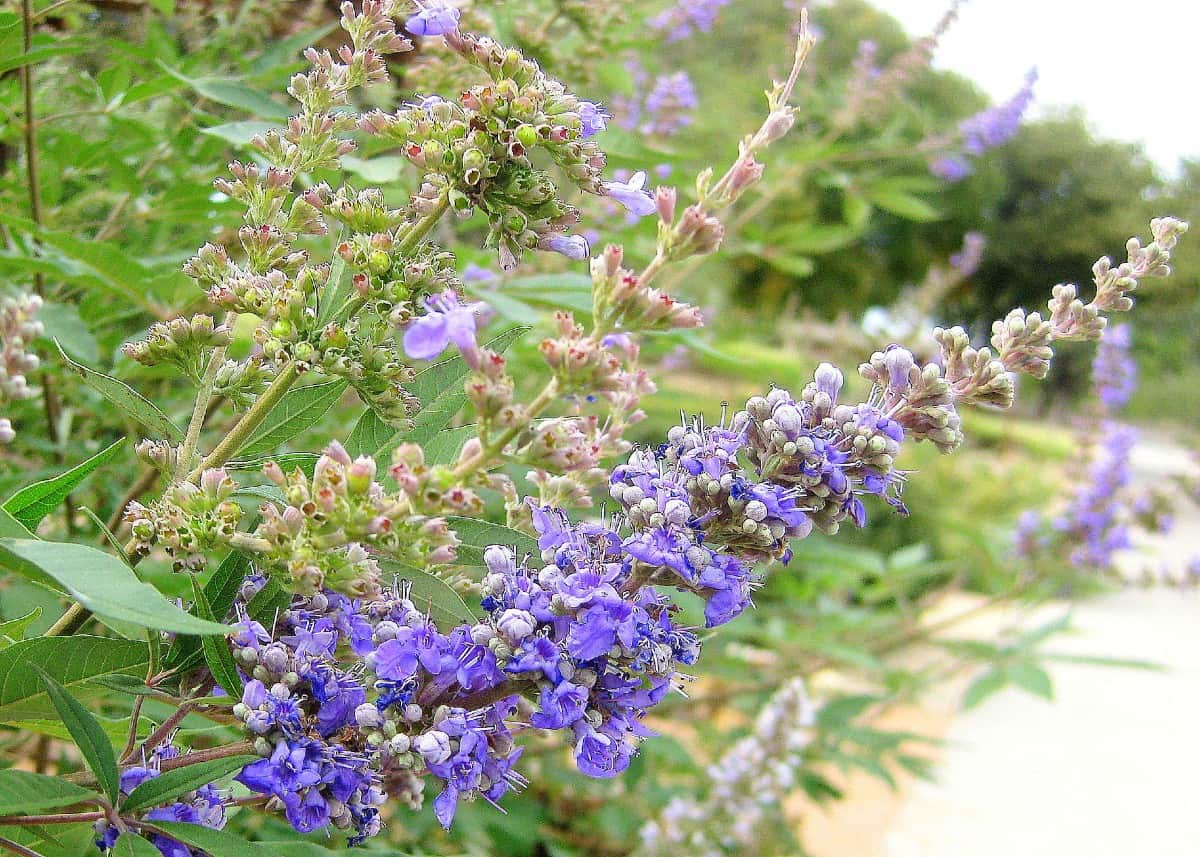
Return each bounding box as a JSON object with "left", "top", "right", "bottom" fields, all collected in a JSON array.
[{"left": 799, "top": 434, "right": 1200, "bottom": 857}]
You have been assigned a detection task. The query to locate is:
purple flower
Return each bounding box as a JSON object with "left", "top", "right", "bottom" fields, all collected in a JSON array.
[
  {"left": 540, "top": 233, "right": 590, "bottom": 260},
  {"left": 960, "top": 69, "right": 1037, "bottom": 156},
  {"left": 461, "top": 262, "right": 497, "bottom": 283},
  {"left": 578, "top": 101, "right": 609, "bottom": 137},
  {"left": 405, "top": 1, "right": 459, "bottom": 37},
  {"left": 403, "top": 289, "right": 487, "bottom": 361},
  {"left": 530, "top": 681, "right": 589, "bottom": 729},
  {"left": 930, "top": 155, "right": 972, "bottom": 182},
  {"left": 603, "top": 171, "right": 656, "bottom": 217}
]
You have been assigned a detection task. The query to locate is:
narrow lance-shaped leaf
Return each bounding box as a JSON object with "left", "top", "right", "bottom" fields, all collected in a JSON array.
[
  {"left": 3, "top": 438, "right": 126, "bottom": 530},
  {"left": 236, "top": 381, "right": 347, "bottom": 459},
  {"left": 0, "top": 769, "right": 99, "bottom": 816},
  {"left": 345, "top": 326, "right": 528, "bottom": 461},
  {"left": 445, "top": 516, "right": 540, "bottom": 567},
  {"left": 122, "top": 755, "right": 258, "bottom": 814},
  {"left": 377, "top": 560, "right": 477, "bottom": 626},
  {"left": 143, "top": 821, "right": 271, "bottom": 857},
  {"left": 0, "top": 636, "right": 151, "bottom": 721},
  {"left": 114, "top": 834, "right": 168, "bottom": 857},
  {"left": 33, "top": 665, "right": 120, "bottom": 804},
  {"left": 0, "top": 507, "right": 36, "bottom": 539},
  {"left": 0, "top": 539, "right": 230, "bottom": 636},
  {"left": 0, "top": 607, "right": 42, "bottom": 642},
  {"left": 55, "top": 342, "right": 184, "bottom": 442},
  {"left": 190, "top": 579, "right": 243, "bottom": 696}
]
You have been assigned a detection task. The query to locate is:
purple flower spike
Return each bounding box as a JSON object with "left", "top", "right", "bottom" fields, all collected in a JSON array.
[
  {"left": 603, "top": 171, "right": 656, "bottom": 218},
  {"left": 406, "top": 1, "right": 460, "bottom": 37},
  {"left": 403, "top": 289, "right": 487, "bottom": 361}
]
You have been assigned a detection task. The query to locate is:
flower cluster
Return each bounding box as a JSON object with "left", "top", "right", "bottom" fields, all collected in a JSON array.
[
  {"left": 1051, "top": 421, "right": 1138, "bottom": 570},
  {"left": 126, "top": 441, "right": 468, "bottom": 591},
  {"left": 930, "top": 69, "right": 1037, "bottom": 181},
  {"left": 636, "top": 678, "right": 814, "bottom": 856},
  {"left": 0, "top": 291, "right": 43, "bottom": 444},
  {"left": 359, "top": 26, "right": 619, "bottom": 270},
  {"left": 94, "top": 742, "right": 228, "bottom": 857},
  {"left": 616, "top": 63, "right": 699, "bottom": 138},
  {"left": 649, "top": 0, "right": 732, "bottom": 42},
  {"left": 221, "top": 510, "right": 706, "bottom": 835},
  {"left": 1091, "top": 323, "right": 1137, "bottom": 412}
]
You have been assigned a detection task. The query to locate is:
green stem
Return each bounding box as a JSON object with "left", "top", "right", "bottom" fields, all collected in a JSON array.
[
  {"left": 46, "top": 603, "right": 88, "bottom": 636},
  {"left": 175, "top": 332, "right": 230, "bottom": 482},
  {"left": 188, "top": 362, "right": 300, "bottom": 482},
  {"left": 0, "top": 811, "right": 105, "bottom": 826},
  {"left": 0, "top": 835, "right": 44, "bottom": 857}
]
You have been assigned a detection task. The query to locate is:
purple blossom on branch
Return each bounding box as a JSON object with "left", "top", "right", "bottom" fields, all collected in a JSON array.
[
  {"left": 402, "top": 289, "right": 488, "bottom": 361},
  {"left": 405, "top": 1, "right": 460, "bottom": 37}
]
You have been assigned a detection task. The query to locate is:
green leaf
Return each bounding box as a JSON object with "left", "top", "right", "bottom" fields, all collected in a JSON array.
[
  {"left": 1005, "top": 661, "right": 1054, "bottom": 700},
  {"left": 347, "top": 326, "right": 529, "bottom": 462},
  {"left": 55, "top": 343, "right": 183, "bottom": 442},
  {"left": 123, "top": 756, "right": 257, "bottom": 814},
  {"left": 445, "top": 517, "right": 539, "bottom": 567},
  {"left": 199, "top": 121, "right": 277, "bottom": 146},
  {"left": 159, "top": 64, "right": 290, "bottom": 120},
  {"left": 0, "top": 509, "right": 34, "bottom": 539},
  {"left": 863, "top": 187, "right": 942, "bottom": 222},
  {"left": 3, "top": 439, "right": 126, "bottom": 530},
  {"left": 164, "top": 549, "right": 251, "bottom": 671},
  {"left": 236, "top": 381, "right": 346, "bottom": 459},
  {"left": 114, "top": 834, "right": 168, "bottom": 857},
  {"left": 0, "top": 539, "right": 230, "bottom": 635},
  {"left": 144, "top": 821, "right": 270, "bottom": 857},
  {"left": 245, "top": 578, "right": 291, "bottom": 627},
  {"left": 34, "top": 665, "right": 120, "bottom": 803},
  {"left": 423, "top": 425, "right": 477, "bottom": 467},
  {"left": 0, "top": 211, "right": 157, "bottom": 309},
  {"left": 190, "top": 579, "right": 242, "bottom": 696},
  {"left": 962, "top": 667, "right": 1008, "bottom": 710},
  {"left": 0, "top": 43, "right": 89, "bottom": 75},
  {"left": 0, "top": 607, "right": 42, "bottom": 642},
  {"left": 226, "top": 453, "right": 318, "bottom": 477},
  {"left": 0, "top": 636, "right": 149, "bottom": 721},
  {"left": 341, "top": 155, "right": 406, "bottom": 183},
  {"left": 35, "top": 301, "right": 98, "bottom": 363},
  {"left": 377, "top": 560, "right": 477, "bottom": 626},
  {"left": 0, "top": 770, "right": 97, "bottom": 816}
]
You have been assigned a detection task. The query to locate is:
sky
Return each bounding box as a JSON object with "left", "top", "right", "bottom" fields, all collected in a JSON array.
[{"left": 885, "top": 0, "right": 1198, "bottom": 173}]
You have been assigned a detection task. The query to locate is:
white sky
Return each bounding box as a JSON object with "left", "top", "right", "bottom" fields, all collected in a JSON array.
[{"left": 886, "top": 0, "right": 1199, "bottom": 173}]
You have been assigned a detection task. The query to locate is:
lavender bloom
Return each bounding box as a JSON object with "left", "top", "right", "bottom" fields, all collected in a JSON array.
[
  {"left": 94, "top": 742, "right": 229, "bottom": 857},
  {"left": 960, "top": 69, "right": 1038, "bottom": 156},
  {"left": 603, "top": 171, "right": 656, "bottom": 218},
  {"left": 1053, "top": 421, "right": 1138, "bottom": 570},
  {"left": 461, "top": 262, "right": 497, "bottom": 283},
  {"left": 540, "top": 233, "right": 591, "bottom": 261},
  {"left": 1091, "top": 323, "right": 1136, "bottom": 413},
  {"left": 405, "top": 1, "right": 460, "bottom": 37},
  {"left": 578, "top": 101, "right": 609, "bottom": 138},
  {"left": 637, "top": 678, "right": 814, "bottom": 856},
  {"left": 931, "top": 69, "right": 1036, "bottom": 181},
  {"left": 403, "top": 289, "right": 487, "bottom": 361},
  {"left": 641, "top": 72, "right": 698, "bottom": 136},
  {"left": 950, "top": 231, "right": 987, "bottom": 277},
  {"left": 930, "top": 154, "right": 973, "bottom": 182},
  {"left": 649, "top": 0, "right": 732, "bottom": 42}
]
